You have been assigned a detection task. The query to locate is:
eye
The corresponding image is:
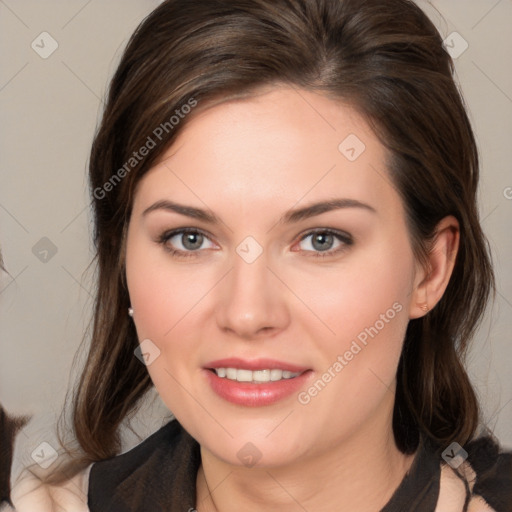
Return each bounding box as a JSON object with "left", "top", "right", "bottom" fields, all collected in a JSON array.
[
  {"left": 157, "top": 227, "right": 353, "bottom": 259},
  {"left": 157, "top": 228, "right": 216, "bottom": 258},
  {"left": 295, "top": 229, "right": 353, "bottom": 258}
]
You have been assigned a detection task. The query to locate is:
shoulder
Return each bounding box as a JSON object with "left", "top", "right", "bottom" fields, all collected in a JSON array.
[
  {"left": 9, "top": 459, "right": 91, "bottom": 512},
  {"left": 437, "top": 435, "right": 512, "bottom": 512},
  {"left": 88, "top": 419, "right": 200, "bottom": 511},
  {"left": 7, "top": 420, "right": 197, "bottom": 512},
  {"left": 466, "top": 436, "right": 512, "bottom": 511},
  {"left": 88, "top": 418, "right": 187, "bottom": 491}
]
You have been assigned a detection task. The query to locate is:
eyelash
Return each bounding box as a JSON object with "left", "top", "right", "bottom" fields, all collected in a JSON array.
[{"left": 156, "top": 228, "right": 353, "bottom": 259}]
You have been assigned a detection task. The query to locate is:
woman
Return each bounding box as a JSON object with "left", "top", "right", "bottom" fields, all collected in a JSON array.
[{"left": 11, "top": 0, "right": 512, "bottom": 510}]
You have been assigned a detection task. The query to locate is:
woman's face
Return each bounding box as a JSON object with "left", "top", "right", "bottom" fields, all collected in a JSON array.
[{"left": 125, "top": 86, "right": 421, "bottom": 467}]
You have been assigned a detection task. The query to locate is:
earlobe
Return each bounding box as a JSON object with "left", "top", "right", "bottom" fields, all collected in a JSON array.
[{"left": 409, "top": 216, "right": 460, "bottom": 319}]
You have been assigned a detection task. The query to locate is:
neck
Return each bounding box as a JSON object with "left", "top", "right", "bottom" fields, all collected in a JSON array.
[{"left": 195, "top": 399, "right": 416, "bottom": 512}]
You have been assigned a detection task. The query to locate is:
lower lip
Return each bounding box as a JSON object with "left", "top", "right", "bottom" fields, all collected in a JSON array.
[{"left": 203, "top": 369, "right": 312, "bottom": 407}]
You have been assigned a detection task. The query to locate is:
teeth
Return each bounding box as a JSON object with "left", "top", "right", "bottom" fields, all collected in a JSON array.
[
  {"left": 237, "top": 369, "right": 253, "bottom": 382},
  {"left": 213, "top": 367, "right": 301, "bottom": 383},
  {"left": 270, "top": 369, "right": 283, "bottom": 381},
  {"left": 253, "top": 370, "right": 270, "bottom": 382}
]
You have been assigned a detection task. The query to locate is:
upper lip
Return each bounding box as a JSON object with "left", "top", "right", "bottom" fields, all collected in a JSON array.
[{"left": 204, "top": 357, "right": 310, "bottom": 373}]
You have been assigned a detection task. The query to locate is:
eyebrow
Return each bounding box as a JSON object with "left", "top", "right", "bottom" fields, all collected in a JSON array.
[{"left": 142, "top": 198, "right": 376, "bottom": 224}]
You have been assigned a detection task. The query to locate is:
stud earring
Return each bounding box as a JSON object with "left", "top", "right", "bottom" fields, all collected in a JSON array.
[
  {"left": 128, "top": 307, "right": 134, "bottom": 317},
  {"left": 419, "top": 304, "right": 429, "bottom": 312}
]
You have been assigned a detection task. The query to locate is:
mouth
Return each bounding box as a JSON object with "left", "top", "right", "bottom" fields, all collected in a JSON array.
[{"left": 203, "top": 358, "right": 312, "bottom": 406}]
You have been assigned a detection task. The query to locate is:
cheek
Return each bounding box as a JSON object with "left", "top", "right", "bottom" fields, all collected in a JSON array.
[
  {"left": 293, "top": 239, "right": 413, "bottom": 408},
  {"left": 126, "top": 237, "right": 209, "bottom": 339},
  {"left": 291, "top": 238, "right": 413, "bottom": 355},
  {"left": 125, "top": 239, "right": 216, "bottom": 412}
]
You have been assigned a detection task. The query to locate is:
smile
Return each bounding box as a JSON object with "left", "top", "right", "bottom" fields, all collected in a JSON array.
[{"left": 203, "top": 358, "right": 312, "bottom": 406}]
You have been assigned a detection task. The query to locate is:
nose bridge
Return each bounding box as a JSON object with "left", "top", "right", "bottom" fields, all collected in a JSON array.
[
  {"left": 216, "top": 241, "right": 288, "bottom": 337},
  {"left": 231, "top": 247, "right": 268, "bottom": 301}
]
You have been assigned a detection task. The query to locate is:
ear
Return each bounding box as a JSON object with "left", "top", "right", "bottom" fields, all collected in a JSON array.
[{"left": 409, "top": 215, "right": 460, "bottom": 319}]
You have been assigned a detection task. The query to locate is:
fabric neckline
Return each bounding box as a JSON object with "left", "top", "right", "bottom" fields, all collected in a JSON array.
[
  {"left": 89, "top": 420, "right": 443, "bottom": 511},
  {"left": 380, "top": 436, "right": 440, "bottom": 511}
]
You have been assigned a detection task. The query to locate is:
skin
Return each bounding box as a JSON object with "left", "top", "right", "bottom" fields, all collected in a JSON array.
[{"left": 125, "top": 85, "right": 459, "bottom": 512}]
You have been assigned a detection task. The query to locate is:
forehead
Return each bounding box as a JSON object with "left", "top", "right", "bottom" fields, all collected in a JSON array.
[{"left": 134, "top": 86, "right": 401, "bottom": 221}]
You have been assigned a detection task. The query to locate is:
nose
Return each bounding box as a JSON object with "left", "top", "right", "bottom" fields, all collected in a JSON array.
[{"left": 215, "top": 249, "right": 290, "bottom": 340}]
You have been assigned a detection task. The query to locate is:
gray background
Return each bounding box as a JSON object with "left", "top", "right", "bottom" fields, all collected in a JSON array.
[{"left": 0, "top": 0, "right": 511, "bottom": 479}]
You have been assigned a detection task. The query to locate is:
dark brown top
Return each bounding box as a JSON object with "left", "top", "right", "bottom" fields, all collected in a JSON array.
[{"left": 88, "top": 419, "right": 512, "bottom": 512}]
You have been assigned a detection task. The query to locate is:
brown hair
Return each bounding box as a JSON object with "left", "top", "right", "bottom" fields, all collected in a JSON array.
[{"left": 67, "top": 0, "right": 494, "bottom": 464}]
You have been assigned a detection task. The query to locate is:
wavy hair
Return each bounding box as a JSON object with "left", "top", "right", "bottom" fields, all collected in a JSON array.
[{"left": 65, "top": 0, "right": 494, "bottom": 464}]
